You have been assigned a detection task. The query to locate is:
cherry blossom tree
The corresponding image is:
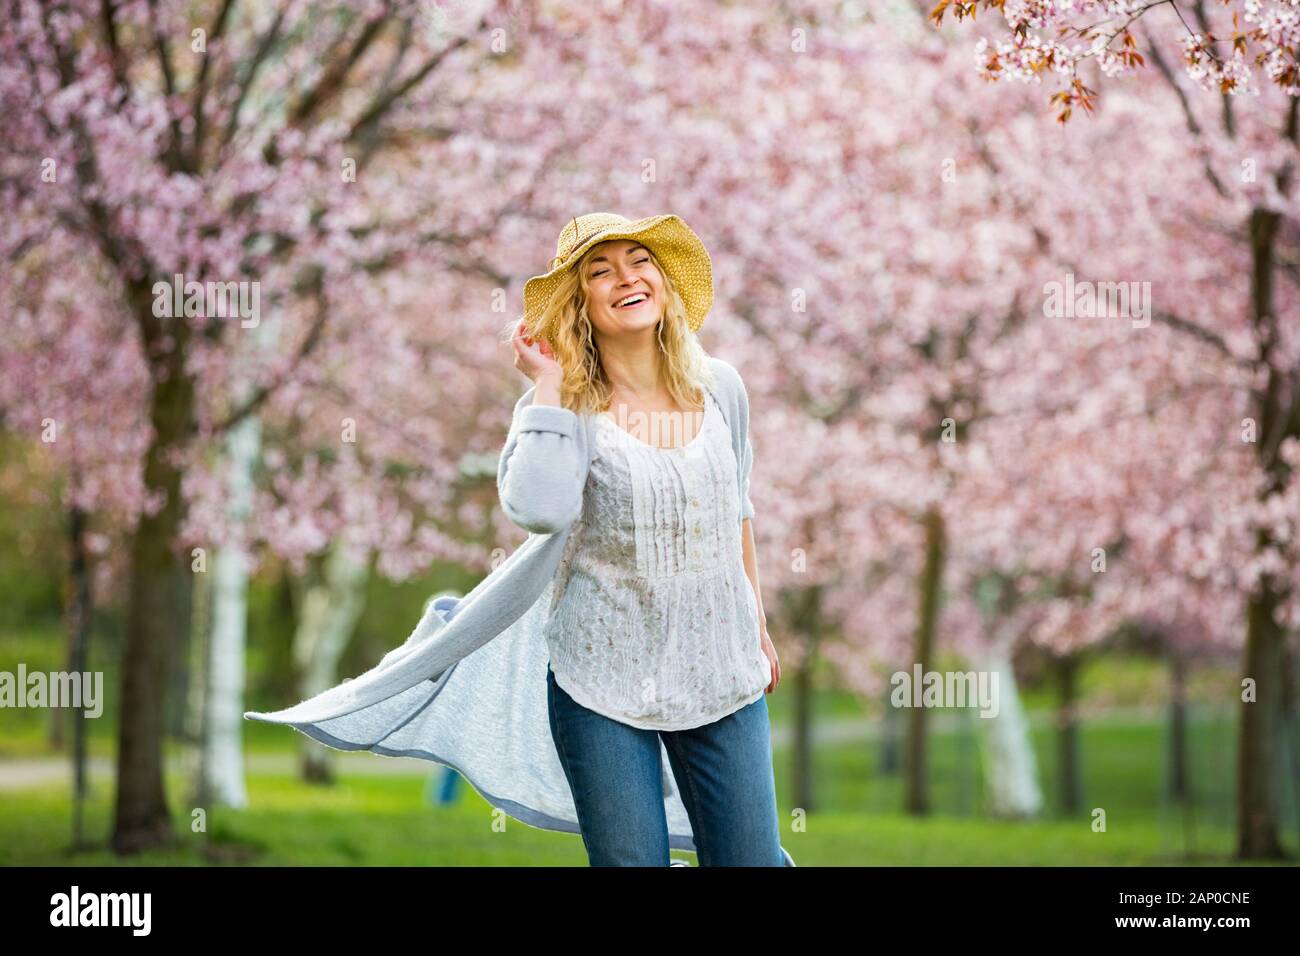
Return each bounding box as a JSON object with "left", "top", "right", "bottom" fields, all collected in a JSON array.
[
  {"left": 930, "top": 0, "right": 1300, "bottom": 118},
  {"left": 936, "top": 0, "right": 1299, "bottom": 859},
  {"left": 0, "top": 0, "right": 584, "bottom": 853}
]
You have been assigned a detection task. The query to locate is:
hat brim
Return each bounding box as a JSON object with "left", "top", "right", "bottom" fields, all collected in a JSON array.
[{"left": 522, "top": 214, "right": 713, "bottom": 338}]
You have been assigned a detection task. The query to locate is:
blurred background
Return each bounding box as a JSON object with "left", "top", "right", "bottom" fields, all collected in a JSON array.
[{"left": 1, "top": 0, "right": 1298, "bottom": 865}]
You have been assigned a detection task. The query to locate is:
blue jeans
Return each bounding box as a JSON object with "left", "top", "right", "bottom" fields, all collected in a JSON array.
[{"left": 546, "top": 663, "right": 786, "bottom": 866}]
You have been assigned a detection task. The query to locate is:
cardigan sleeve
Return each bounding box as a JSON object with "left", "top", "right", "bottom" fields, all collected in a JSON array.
[
  {"left": 735, "top": 370, "right": 756, "bottom": 522},
  {"left": 496, "top": 385, "right": 588, "bottom": 535}
]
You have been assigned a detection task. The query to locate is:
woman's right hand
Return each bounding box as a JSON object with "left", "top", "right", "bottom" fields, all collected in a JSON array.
[{"left": 511, "top": 318, "right": 563, "bottom": 384}]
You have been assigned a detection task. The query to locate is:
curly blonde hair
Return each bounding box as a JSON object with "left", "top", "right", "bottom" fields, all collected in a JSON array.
[{"left": 501, "top": 241, "right": 716, "bottom": 415}]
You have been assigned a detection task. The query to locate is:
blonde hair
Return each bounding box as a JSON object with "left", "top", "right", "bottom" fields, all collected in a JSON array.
[{"left": 500, "top": 240, "right": 716, "bottom": 415}]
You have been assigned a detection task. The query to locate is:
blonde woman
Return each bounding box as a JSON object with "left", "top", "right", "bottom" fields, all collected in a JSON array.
[
  {"left": 502, "top": 212, "right": 785, "bottom": 866},
  {"left": 248, "top": 213, "right": 791, "bottom": 867}
]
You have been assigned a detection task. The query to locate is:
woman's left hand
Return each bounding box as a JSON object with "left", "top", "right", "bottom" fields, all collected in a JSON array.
[{"left": 759, "top": 627, "right": 780, "bottom": 693}]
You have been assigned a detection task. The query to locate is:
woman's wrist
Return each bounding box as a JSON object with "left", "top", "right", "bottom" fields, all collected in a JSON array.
[{"left": 532, "top": 372, "right": 563, "bottom": 408}]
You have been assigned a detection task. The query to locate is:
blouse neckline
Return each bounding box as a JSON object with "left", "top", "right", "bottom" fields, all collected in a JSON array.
[{"left": 599, "top": 391, "right": 712, "bottom": 452}]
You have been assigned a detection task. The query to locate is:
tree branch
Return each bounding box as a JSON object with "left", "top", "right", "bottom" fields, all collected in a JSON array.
[
  {"left": 98, "top": 0, "right": 132, "bottom": 105},
  {"left": 218, "top": 5, "right": 286, "bottom": 156},
  {"left": 208, "top": 279, "right": 329, "bottom": 435},
  {"left": 1141, "top": 24, "right": 1230, "bottom": 199},
  {"left": 144, "top": 0, "right": 190, "bottom": 173},
  {"left": 345, "top": 19, "right": 482, "bottom": 142},
  {"left": 189, "top": 0, "right": 239, "bottom": 169},
  {"left": 1150, "top": 309, "right": 1247, "bottom": 363},
  {"left": 262, "top": 6, "right": 392, "bottom": 165}
]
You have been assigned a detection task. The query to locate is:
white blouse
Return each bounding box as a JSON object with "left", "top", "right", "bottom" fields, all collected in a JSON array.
[{"left": 543, "top": 388, "right": 770, "bottom": 731}]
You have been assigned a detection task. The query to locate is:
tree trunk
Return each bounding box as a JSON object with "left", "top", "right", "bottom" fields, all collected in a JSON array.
[
  {"left": 65, "top": 501, "right": 94, "bottom": 849},
  {"left": 186, "top": 551, "right": 212, "bottom": 797},
  {"left": 54, "top": 502, "right": 93, "bottom": 751},
  {"left": 112, "top": 284, "right": 195, "bottom": 855},
  {"left": 1168, "top": 646, "right": 1198, "bottom": 859},
  {"left": 1281, "top": 641, "right": 1300, "bottom": 848},
  {"left": 790, "top": 584, "right": 820, "bottom": 816},
  {"left": 1168, "top": 649, "right": 1189, "bottom": 803},
  {"left": 1238, "top": 580, "right": 1287, "bottom": 858},
  {"left": 880, "top": 680, "right": 900, "bottom": 775},
  {"left": 1236, "top": 204, "right": 1291, "bottom": 860},
  {"left": 197, "top": 299, "right": 284, "bottom": 806},
  {"left": 164, "top": 587, "right": 194, "bottom": 741},
  {"left": 975, "top": 627, "right": 1042, "bottom": 819},
  {"left": 197, "top": 412, "right": 263, "bottom": 808},
  {"left": 293, "top": 538, "right": 371, "bottom": 783},
  {"left": 905, "top": 506, "right": 944, "bottom": 815},
  {"left": 1056, "top": 654, "right": 1082, "bottom": 816}
]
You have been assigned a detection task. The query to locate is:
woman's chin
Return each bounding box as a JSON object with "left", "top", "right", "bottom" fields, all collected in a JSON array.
[{"left": 604, "top": 311, "right": 660, "bottom": 334}]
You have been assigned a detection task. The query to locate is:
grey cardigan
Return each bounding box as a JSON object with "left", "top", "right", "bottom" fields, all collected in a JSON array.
[{"left": 244, "top": 355, "right": 770, "bottom": 857}]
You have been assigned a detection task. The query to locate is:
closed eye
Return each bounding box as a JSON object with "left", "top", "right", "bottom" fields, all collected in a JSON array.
[{"left": 593, "top": 257, "right": 650, "bottom": 277}]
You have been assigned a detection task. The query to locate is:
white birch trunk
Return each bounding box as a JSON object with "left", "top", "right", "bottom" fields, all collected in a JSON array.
[
  {"left": 201, "top": 411, "right": 260, "bottom": 808},
  {"left": 199, "top": 305, "right": 280, "bottom": 808},
  {"left": 975, "top": 625, "right": 1043, "bottom": 819},
  {"left": 293, "top": 539, "right": 371, "bottom": 781}
]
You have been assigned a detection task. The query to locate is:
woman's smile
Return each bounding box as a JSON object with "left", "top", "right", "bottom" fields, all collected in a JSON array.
[{"left": 613, "top": 291, "right": 651, "bottom": 310}]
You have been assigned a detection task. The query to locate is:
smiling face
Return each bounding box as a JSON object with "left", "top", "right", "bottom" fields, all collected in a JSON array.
[{"left": 581, "top": 238, "right": 665, "bottom": 338}]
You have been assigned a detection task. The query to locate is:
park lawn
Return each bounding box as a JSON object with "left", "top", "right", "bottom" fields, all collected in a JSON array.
[
  {"left": 0, "top": 713, "right": 1275, "bottom": 867},
  {"left": 807, "top": 709, "right": 1244, "bottom": 828},
  {"left": 0, "top": 770, "right": 1251, "bottom": 867}
]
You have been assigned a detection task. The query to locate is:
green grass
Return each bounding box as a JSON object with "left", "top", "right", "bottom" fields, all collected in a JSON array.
[
  {"left": 3, "top": 709, "right": 1289, "bottom": 866},
  {"left": 0, "top": 768, "right": 1264, "bottom": 867},
  {"left": 805, "top": 709, "right": 1245, "bottom": 826},
  {"left": 788, "top": 709, "right": 1273, "bottom": 862},
  {"left": 0, "top": 771, "right": 589, "bottom": 866},
  {"left": 0, "top": 772, "right": 1245, "bottom": 868}
]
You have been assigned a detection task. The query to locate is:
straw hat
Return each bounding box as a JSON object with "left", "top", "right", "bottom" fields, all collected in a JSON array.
[{"left": 522, "top": 213, "right": 713, "bottom": 342}]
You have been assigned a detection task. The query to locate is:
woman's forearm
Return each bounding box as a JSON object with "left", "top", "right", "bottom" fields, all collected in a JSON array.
[
  {"left": 497, "top": 381, "right": 585, "bottom": 534},
  {"left": 741, "top": 516, "right": 768, "bottom": 634}
]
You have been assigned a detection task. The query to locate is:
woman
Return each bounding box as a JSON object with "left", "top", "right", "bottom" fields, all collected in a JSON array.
[
  {"left": 504, "top": 212, "right": 784, "bottom": 866},
  {"left": 246, "top": 213, "right": 792, "bottom": 867}
]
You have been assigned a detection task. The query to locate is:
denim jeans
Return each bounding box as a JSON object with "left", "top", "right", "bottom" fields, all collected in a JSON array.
[{"left": 546, "top": 663, "right": 786, "bottom": 866}]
